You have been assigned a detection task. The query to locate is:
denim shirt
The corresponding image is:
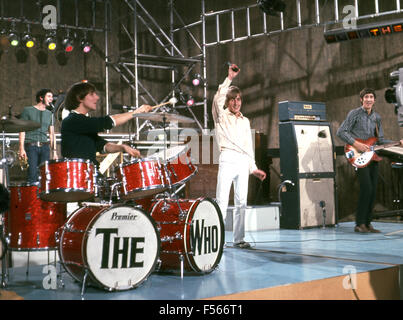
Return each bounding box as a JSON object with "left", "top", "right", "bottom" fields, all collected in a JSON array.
[{"left": 336, "top": 106, "right": 387, "bottom": 145}]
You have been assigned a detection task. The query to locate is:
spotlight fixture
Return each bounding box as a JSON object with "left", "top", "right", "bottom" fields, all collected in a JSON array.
[
  {"left": 257, "top": 0, "right": 286, "bottom": 17},
  {"left": 80, "top": 33, "right": 92, "bottom": 53},
  {"left": 22, "top": 33, "right": 34, "bottom": 48},
  {"left": 62, "top": 37, "right": 74, "bottom": 53},
  {"left": 44, "top": 33, "right": 57, "bottom": 51},
  {"left": 62, "top": 30, "right": 74, "bottom": 53},
  {"left": 192, "top": 73, "right": 203, "bottom": 86},
  {"left": 181, "top": 93, "right": 194, "bottom": 106},
  {"left": 8, "top": 31, "right": 19, "bottom": 47},
  {"left": 22, "top": 25, "right": 34, "bottom": 48},
  {"left": 0, "top": 29, "right": 9, "bottom": 47}
]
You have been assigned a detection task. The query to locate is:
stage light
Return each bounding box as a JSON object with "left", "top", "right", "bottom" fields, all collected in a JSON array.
[
  {"left": 80, "top": 39, "right": 91, "bottom": 53},
  {"left": 22, "top": 33, "right": 35, "bottom": 48},
  {"left": 8, "top": 31, "right": 19, "bottom": 47},
  {"left": 0, "top": 29, "right": 9, "bottom": 47},
  {"left": 62, "top": 37, "right": 74, "bottom": 52},
  {"left": 184, "top": 94, "right": 194, "bottom": 106},
  {"left": 192, "top": 74, "right": 203, "bottom": 86},
  {"left": 44, "top": 34, "right": 57, "bottom": 51},
  {"left": 258, "top": 0, "right": 286, "bottom": 17},
  {"left": 62, "top": 30, "right": 74, "bottom": 53}
]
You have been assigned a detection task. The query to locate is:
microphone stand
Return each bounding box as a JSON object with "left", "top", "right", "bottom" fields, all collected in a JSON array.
[{"left": 48, "top": 103, "right": 57, "bottom": 159}]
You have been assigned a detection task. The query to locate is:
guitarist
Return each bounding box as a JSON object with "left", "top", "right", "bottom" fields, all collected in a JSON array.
[{"left": 336, "top": 88, "right": 403, "bottom": 233}]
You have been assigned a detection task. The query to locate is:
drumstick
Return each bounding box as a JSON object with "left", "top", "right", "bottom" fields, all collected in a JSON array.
[{"left": 151, "top": 97, "right": 178, "bottom": 110}]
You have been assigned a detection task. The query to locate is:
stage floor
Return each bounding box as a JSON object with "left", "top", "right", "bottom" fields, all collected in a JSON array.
[{"left": 2, "top": 221, "right": 403, "bottom": 301}]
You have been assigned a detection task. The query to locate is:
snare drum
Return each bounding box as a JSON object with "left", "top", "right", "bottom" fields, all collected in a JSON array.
[
  {"left": 151, "top": 145, "right": 197, "bottom": 188},
  {"left": 5, "top": 183, "right": 66, "bottom": 251},
  {"left": 39, "top": 158, "right": 96, "bottom": 202},
  {"left": 115, "top": 158, "right": 167, "bottom": 200},
  {"left": 150, "top": 197, "right": 224, "bottom": 273},
  {"left": 59, "top": 203, "right": 160, "bottom": 291}
]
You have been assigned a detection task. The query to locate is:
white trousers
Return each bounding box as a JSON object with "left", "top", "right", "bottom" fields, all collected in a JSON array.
[{"left": 216, "top": 150, "right": 249, "bottom": 244}]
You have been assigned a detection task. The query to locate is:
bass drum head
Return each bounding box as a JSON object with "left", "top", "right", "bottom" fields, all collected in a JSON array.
[
  {"left": 84, "top": 205, "right": 160, "bottom": 291},
  {"left": 184, "top": 198, "right": 224, "bottom": 273}
]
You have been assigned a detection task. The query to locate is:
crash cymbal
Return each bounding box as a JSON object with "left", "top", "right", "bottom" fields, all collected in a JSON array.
[
  {"left": 132, "top": 112, "right": 195, "bottom": 124},
  {"left": 143, "top": 127, "right": 188, "bottom": 135},
  {"left": 0, "top": 116, "right": 41, "bottom": 133}
]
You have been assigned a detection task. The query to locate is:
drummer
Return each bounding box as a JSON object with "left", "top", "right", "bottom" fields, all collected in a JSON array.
[
  {"left": 19, "top": 89, "right": 56, "bottom": 183},
  {"left": 61, "top": 81, "right": 152, "bottom": 167}
]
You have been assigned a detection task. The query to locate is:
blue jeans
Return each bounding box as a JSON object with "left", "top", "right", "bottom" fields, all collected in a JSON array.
[{"left": 25, "top": 144, "right": 50, "bottom": 183}]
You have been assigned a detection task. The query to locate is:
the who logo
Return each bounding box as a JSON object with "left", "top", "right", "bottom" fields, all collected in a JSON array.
[{"left": 42, "top": 5, "right": 57, "bottom": 30}]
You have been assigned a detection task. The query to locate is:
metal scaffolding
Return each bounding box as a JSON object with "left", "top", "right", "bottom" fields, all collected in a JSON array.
[
  {"left": 108, "top": 0, "right": 403, "bottom": 136},
  {"left": 2, "top": 0, "right": 403, "bottom": 137}
]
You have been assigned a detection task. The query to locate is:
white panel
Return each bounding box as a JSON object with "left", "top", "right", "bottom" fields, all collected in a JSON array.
[
  {"left": 294, "top": 125, "right": 334, "bottom": 173},
  {"left": 299, "top": 178, "right": 336, "bottom": 228}
]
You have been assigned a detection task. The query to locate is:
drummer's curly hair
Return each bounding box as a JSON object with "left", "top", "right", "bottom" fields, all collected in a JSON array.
[{"left": 64, "top": 81, "right": 96, "bottom": 111}]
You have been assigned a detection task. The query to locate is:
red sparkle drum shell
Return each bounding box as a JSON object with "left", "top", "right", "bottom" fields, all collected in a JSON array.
[
  {"left": 150, "top": 197, "right": 224, "bottom": 273},
  {"left": 134, "top": 196, "right": 155, "bottom": 214},
  {"left": 151, "top": 145, "right": 198, "bottom": 188},
  {"left": 39, "top": 158, "right": 96, "bottom": 202},
  {"left": 58, "top": 203, "right": 160, "bottom": 291},
  {"left": 5, "top": 183, "right": 67, "bottom": 251},
  {"left": 115, "top": 158, "right": 167, "bottom": 200}
]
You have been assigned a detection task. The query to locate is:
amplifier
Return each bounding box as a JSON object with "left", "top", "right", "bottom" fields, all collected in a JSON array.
[{"left": 279, "top": 101, "right": 327, "bottom": 122}]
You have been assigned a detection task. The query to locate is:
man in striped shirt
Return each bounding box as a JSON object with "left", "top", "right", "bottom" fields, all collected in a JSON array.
[{"left": 337, "top": 88, "right": 403, "bottom": 233}]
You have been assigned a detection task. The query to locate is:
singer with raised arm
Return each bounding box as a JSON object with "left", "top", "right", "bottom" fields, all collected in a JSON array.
[
  {"left": 212, "top": 63, "right": 266, "bottom": 249},
  {"left": 19, "top": 89, "right": 56, "bottom": 183},
  {"left": 61, "top": 81, "right": 152, "bottom": 167}
]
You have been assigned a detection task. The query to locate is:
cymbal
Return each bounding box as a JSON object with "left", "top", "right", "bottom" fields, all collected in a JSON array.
[
  {"left": 143, "top": 127, "right": 188, "bottom": 135},
  {"left": 132, "top": 112, "right": 195, "bottom": 124},
  {"left": 0, "top": 116, "right": 41, "bottom": 133}
]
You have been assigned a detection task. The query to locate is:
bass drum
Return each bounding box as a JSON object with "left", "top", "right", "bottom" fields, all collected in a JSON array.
[
  {"left": 59, "top": 203, "right": 160, "bottom": 291},
  {"left": 150, "top": 197, "right": 224, "bottom": 273}
]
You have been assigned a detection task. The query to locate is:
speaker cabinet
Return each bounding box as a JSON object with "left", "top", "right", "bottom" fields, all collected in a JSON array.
[
  {"left": 280, "top": 177, "right": 336, "bottom": 229},
  {"left": 279, "top": 120, "right": 337, "bottom": 229}
]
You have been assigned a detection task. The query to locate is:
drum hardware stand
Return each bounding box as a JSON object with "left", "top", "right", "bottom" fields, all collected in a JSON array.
[
  {"left": 58, "top": 261, "right": 65, "bottom": 289},
  {"left": 81, "top": 269, "right": 89, "bottom": 297},
  {"left": 179, "top": 254, "right": 184, "bottom": 279},
  {"left": 0, "top": 226, "right": 9, "bottom": 288},
  {"left": 109, "top": 181, "right": 122, "bottom": 204},
  {"left": 319, "top": 200, "right": 326, "bottom": 229},
  {"left": 1, "top": 128, "right": 10, "bottom": 288}
]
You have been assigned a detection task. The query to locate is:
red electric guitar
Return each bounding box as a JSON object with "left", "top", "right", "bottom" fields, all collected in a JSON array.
[{"left": 344, "top": 137, "right": 401, "bottom": 168}]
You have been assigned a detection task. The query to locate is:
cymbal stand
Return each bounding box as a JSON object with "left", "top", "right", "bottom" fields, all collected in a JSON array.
[
  {"left": 1, "top": 128, "right": 10, "bottom": 288},
  {"left": 160, "top": 115, "right": 187, "bottom": 228}
]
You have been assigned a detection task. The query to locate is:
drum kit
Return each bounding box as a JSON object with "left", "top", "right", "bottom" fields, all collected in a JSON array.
[{"left": 0, "top": 110, "right": 225, "bottom": 294}]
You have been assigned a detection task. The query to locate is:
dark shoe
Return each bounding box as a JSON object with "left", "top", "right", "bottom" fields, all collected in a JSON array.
[
  {"left": 234, "top": 241, "right": 251, "bottom": 249},
  {"left": 367, "top": 224, "right": 381, "bottom": 233},
  {"left": 354, "top": 224, "right": 369, "bottom": 233}
]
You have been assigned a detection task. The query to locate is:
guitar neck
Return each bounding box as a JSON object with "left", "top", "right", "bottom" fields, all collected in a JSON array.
[{"left": 373, "top": 141, "right": 400, "bottom": 151}]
